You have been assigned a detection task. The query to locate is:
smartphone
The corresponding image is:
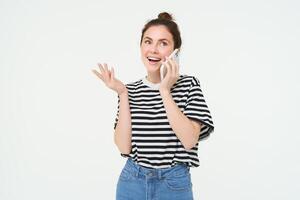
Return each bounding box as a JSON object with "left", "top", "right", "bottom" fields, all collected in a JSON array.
[{"left": 160, "top": 48, "right": 180, "bottom": 80}]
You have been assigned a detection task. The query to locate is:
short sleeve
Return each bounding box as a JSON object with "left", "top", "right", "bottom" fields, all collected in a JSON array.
[{"left": 183, "top": 76, "right": 214, "bottom": 141}]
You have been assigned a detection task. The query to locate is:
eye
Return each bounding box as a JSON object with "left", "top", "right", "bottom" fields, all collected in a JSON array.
[
  {"left": 161, "top": 41, "right": 168, "bottom": 46},
  {"left": 144, "top": 40, "right": 151, "bottom": 44}
]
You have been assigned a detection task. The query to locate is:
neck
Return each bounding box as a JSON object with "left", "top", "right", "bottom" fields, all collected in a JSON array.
[{"left": 146, "top": 72, "right": 161, "bottom": 84}]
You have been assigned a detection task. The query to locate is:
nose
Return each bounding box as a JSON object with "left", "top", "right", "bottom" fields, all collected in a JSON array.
[{"left": 149, "top": 43, "right": 159, "bottom": 54}]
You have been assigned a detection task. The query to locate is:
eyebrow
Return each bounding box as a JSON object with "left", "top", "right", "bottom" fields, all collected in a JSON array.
[{"left": 143, "top": 36, "right": 170, "bottom": 43}]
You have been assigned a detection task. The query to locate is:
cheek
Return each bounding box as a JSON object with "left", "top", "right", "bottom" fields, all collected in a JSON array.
[
  {"left": 161, "top": 51, "right": 170, "bottom": 58},
  {"left": 140, "top": 46, "right": 148, "bottom": 55}
]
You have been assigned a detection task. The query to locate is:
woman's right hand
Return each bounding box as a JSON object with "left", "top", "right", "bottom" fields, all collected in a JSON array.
[{"left": 92, "top": 63, "right": 127, "bottom": 95}]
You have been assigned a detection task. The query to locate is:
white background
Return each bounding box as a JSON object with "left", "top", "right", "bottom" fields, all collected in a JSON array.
[{"left": 1, "top": 0, "right": 299, "bottom": 199}]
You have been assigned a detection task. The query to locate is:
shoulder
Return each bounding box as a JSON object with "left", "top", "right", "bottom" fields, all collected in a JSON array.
[
  {"left": 177, "top": 74, "right": 201, "bottom": 87},
  {"left": 125, "top": 78, "right": 143, "bottom": 90}
]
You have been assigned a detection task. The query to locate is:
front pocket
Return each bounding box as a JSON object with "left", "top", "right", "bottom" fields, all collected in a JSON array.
[
  {"left": 164, "top": 171, "right": 192, "bottom": 191},
  {"left": 119, "top": 168, "right": 132, "bottom": 181}
]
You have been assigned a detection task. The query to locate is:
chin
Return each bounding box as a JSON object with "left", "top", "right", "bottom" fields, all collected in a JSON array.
[
  {"left": 146, "top": 64, "right": 161, "bottom": 73},
  {"left": 142, "top": 58, "right": 162, "bottom": 72}
]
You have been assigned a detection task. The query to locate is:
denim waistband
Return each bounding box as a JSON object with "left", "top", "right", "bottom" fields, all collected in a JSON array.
[{"left": 124, "top": 158, "right": 190, "bottom": 180}]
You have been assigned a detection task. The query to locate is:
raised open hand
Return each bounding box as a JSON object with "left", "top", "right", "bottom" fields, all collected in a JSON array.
[{"left": 92, "top": 63, "right": 127, "bottom": 95}]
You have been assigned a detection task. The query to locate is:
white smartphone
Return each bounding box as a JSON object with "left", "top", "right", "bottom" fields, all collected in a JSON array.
[{"left": 160, "top": 48, "right": 180, "bottom": 80}]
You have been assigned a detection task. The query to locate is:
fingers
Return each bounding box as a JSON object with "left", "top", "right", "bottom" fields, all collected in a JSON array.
[
  {"left": 164, "top": 57, "right": 172, "bottom": 77},
  {"left": 95, "top": 62, "right": 118, "bottom": 83},
  {"left": 171, "top": 57, "right": 179, "bottom": 77},
  {"left": 111, "top": 66, "right": 115, "bottom": 80},
  {"left": 98, "top": 63, "right": 105, "bottom": 74},
  {"left": 173, "top": 58, "right": 179, "bottom": 77},
  {"left": 96, "top": 63, "right": 107, "bottom": 82},
  {"left": 103, "top": 63, "right": 109, "bottom": 78},
  {"left": 92, "top": 69, "right": 104, "bottom": 81},
  {"left": 96, "top": 63, "right": 110, "bottom": 79},
  {"left": 170, "top": 57, "right": 179, "bottom": 77},
  {"left": 164, "top": 57, "right": 178, "bottom": 78},
  {"left": 103, "top": 63, "right": 108, "bottom": 71}
]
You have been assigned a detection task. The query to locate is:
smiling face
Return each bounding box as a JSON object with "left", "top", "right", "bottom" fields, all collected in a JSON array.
[{"left": 140, "top": 25, "right": 175, "bottom": 73}]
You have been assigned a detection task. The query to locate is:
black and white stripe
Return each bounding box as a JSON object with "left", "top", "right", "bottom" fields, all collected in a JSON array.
[{"left": 114, "top": 74, "right": 214, "bottom": 169}]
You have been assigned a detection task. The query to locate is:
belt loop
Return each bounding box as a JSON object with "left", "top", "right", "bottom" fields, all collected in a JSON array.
[
  {"left": 135, "top": 164, "right": 140, "bottom": 178},
  {"left": 158, "top": 170, "right": 162, "bottom": 180}
]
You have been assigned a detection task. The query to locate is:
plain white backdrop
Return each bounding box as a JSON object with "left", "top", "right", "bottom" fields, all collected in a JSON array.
[{"left": 1, "top": 0, "right": 299, "bottom": 199}]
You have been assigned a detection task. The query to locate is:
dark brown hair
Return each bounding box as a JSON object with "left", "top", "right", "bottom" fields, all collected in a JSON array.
[{"left": 140, "top": 12, "right": 182, "bottom": 50}]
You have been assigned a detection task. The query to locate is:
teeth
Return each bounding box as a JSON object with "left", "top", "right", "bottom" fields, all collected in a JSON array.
[{"left": 147, "top": 57, "right": 161, "bottom": 61}]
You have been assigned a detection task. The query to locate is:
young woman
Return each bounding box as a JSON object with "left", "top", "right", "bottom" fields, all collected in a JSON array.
[{"left": 92, "top": 12, "right": 214, "bottom": 200}]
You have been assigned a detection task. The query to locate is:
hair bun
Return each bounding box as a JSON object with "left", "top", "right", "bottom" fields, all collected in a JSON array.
[{"left": 158, "top": 12, "right": 173, "bottom": 21}]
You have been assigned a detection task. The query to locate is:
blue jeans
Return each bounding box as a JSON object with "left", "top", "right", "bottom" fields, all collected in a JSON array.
[{"left": 116, "top": 158, "right": 194, "bottom": 200}]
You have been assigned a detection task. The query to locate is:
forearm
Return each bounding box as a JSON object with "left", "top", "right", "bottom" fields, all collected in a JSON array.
[
  {"left": 160, "top": 89, "right": 198, "bottom": 150},
  {"left": 114, "top": 90, "right": 132, "bottom": 154}
]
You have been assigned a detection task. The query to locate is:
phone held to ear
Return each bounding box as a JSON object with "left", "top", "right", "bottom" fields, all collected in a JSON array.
[{"left": 160, "top": 48, "right": 179, "bottom": 80}]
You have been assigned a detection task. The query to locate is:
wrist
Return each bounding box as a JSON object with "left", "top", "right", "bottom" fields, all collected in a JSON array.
[
  {"left": 159, "top": 88, "right": 170, "bottom": 97},
  {"left": 118, "top": 88, "right": 128, "bottom": 97}
]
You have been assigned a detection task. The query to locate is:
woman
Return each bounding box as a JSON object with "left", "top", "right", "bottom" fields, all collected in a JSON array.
[{"left": 92, "top": 12, "right": 214, "bottom": 200}]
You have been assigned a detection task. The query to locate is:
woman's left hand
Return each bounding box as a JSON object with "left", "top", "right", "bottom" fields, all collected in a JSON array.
[{"left": 159, "top": 56, "right": 179, "bottom": 94}]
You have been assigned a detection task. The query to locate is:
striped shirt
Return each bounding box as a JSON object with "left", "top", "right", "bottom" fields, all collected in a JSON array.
[{"left": 114, "top": 74, "right": 214, "bottom": 169}]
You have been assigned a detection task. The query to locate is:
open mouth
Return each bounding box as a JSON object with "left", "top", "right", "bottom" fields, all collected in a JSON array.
[{"left": 147, "top": 56, "right": 161, "bottom": 64}]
